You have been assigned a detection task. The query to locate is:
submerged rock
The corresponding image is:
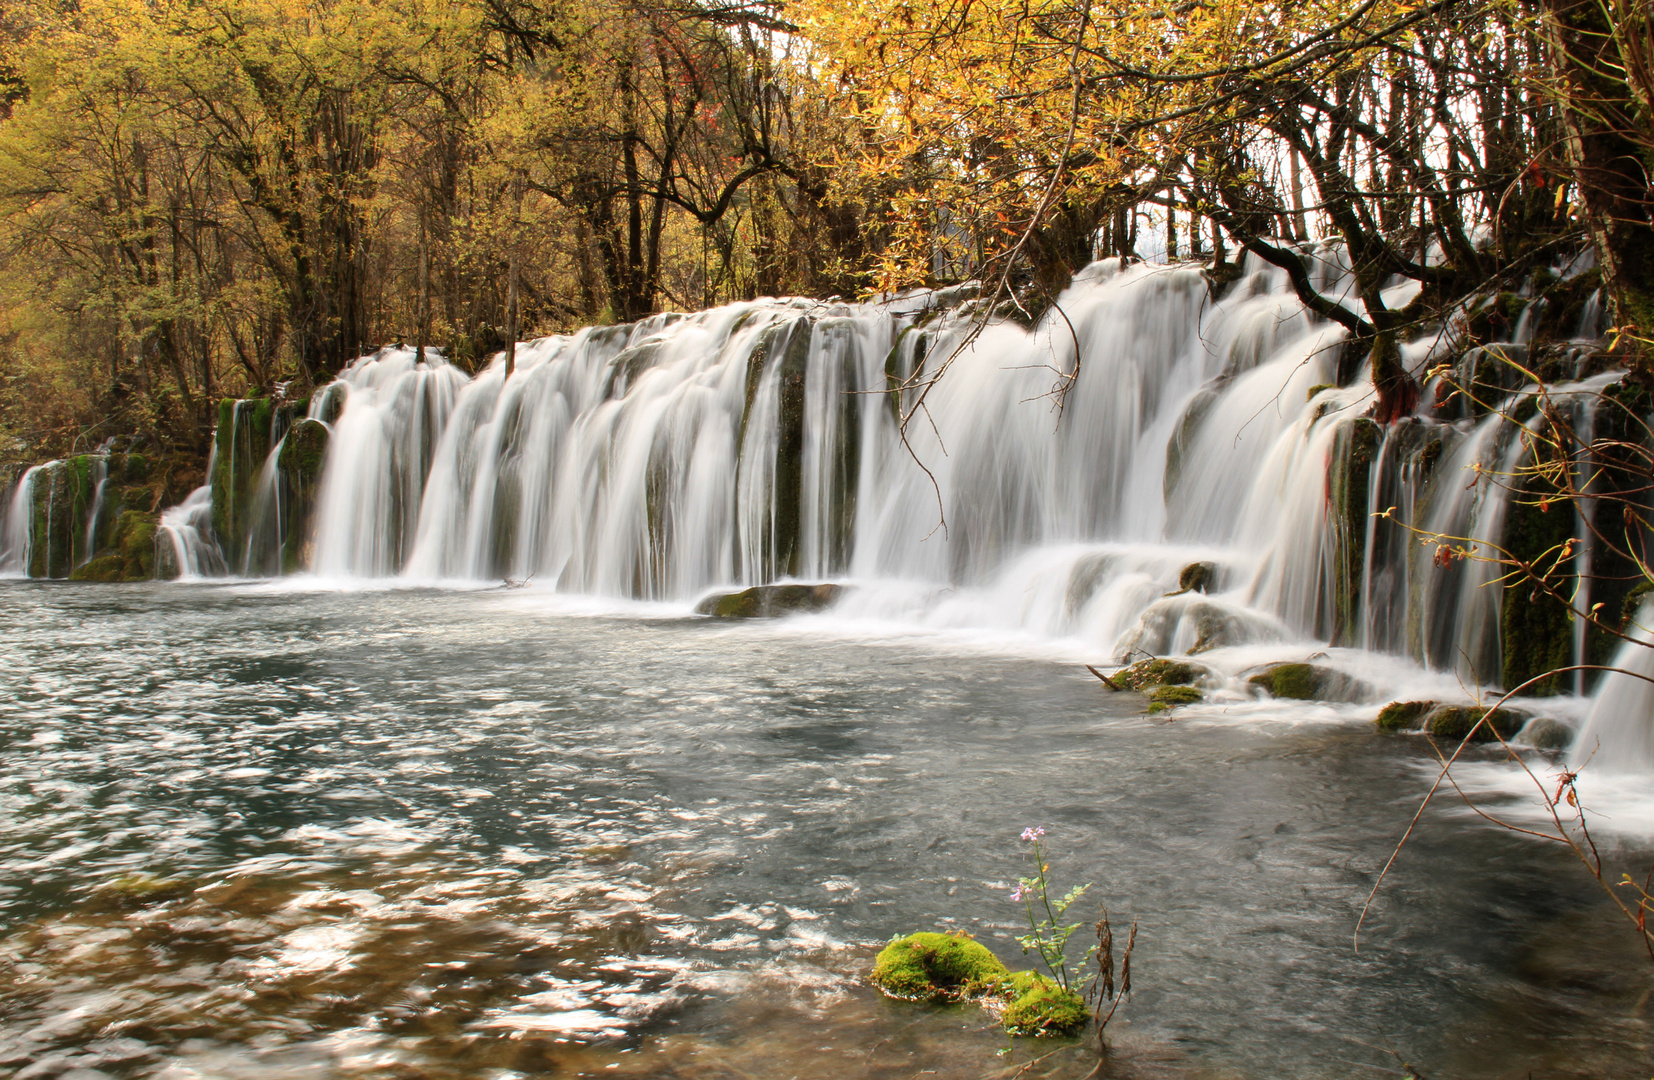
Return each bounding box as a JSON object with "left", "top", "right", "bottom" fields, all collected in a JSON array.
[
  {"left": 1246, "top": 662, "right": 1371, "bottom": 703},
  {"left": 694, "top": 583, "right": 844, "bottom": 618},
  {"left": 1519, "top": 716, "right": 1574, "bottom": 751}
]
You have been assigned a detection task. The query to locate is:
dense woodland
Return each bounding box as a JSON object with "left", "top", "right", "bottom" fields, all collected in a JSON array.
[{"left": 0, "top": 0, "right": 1650, "bottom": 460}]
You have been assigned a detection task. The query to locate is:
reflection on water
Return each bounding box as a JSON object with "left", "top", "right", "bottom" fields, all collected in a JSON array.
[{"left": 0, "top": 581, "right": 1649, "bottom": 1078}]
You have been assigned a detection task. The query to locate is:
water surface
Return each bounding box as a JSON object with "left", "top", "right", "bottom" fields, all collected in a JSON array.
[{"left": 1, "top": 582, "right": 1648, "bottom": 1078}]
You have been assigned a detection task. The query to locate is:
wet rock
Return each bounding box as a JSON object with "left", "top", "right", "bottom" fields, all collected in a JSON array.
[
  {"left": 1422, "top": 705, "right": 1524, "bottom": 743},
  {"left": 1113, "top": 657, "right": 1210, "bottom": 690},
  {"left": 1376, "top": 700, "right": 1436, "bottom": 731},
  {"left": 870, "top": 931, "right": 1010, "bottom": 1001},
  {"left": 694, "top": 583, "right": 844, "bottom": 618},
  {"left": 1247, "top": 662, "right": 1371, "bottom": 703},
  {"left": 277, "top": 418, "right": 330, "bottom": 573},
  {"left": 1520, "top": 716, "right": 1574, "bottom": 751},
  {"left": 1187, "top": 600, "right": 1249, "bottom": 653}
]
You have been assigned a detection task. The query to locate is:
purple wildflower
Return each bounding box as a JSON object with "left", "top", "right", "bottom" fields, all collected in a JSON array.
[
  {"left": 1020, "top": 826, "right": 1046, "bottom": 842},
  {"left": 1011, "top": 883, "right": 1028, "bottom": 901}
]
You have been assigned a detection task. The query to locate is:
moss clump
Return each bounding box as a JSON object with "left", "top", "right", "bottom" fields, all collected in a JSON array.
[
  {"left": 870, "top": 931, "right": 1011, "bottom": 1001},
  {"left": 1000, "top": 972, "right": 1089, "bottom": 1037},
  {"left": 1306, "top": 382, "right": 1336, "bottom": 401},
  {"left": 1423, "top": 705, "right": 1523, "bottom": 743},
  {"left": 1115, "top": 657, "right": 1207, "bottom": 690},
  {"left": 1376, "top": 700, "right": 1435, "bottom": 732},
  {"left": 1148, "top": 685, "right": 1203, "bottom": 712}
]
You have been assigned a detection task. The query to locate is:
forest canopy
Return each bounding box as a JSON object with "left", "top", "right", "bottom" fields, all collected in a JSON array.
[{"left": 0, "top": 0, "right": 1649, "bottom": 454}]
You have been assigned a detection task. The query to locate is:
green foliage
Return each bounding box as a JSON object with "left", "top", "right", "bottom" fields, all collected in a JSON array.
[{"left": 1011, "top": 828, "right": 1093, "bottom": 995}]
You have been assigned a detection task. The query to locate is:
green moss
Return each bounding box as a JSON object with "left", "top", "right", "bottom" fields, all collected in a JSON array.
[
  {"left": 68, "top": 553, "right": 126, "bottom": 582},
  {"left": 1376, "top": 700, "right": 1435, "bottom": 731},
  {"left": 870, "top": 931, "right": 1011, "bottom": 1000},
  {"left": 1000, "top": 973, "right": 1089, "bottom": 1037},
  {"left": 1327, "top": 418, "right": 1380, "bottom": 645},
  {"left": 1423, "top": 706, "right": 1523, "bottom": 742},
  {"left": 1306, "top": 383, "right": 1335, "bottom": 401},
  {"left": 1148, "top": 685, "right": 1203, "bottom": 712}
]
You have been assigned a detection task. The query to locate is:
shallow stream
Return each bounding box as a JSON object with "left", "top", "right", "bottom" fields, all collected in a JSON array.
[{"left": 1, "top": 581, "right": 1649, "bottom": 1079}]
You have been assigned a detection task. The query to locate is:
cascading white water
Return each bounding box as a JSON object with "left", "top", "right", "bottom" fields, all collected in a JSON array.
[
  {"left": 156, "top": 485, "right": 226, "bottom": 580},
  {"left": 1574, "top": 600, "right": 1654, "bottom": 772},
  {"left": 285, "top": 255, "right": 1538, "bottom": 669},
  {"left": 0, "top": 467, "right": 38, "bottom": 577}
]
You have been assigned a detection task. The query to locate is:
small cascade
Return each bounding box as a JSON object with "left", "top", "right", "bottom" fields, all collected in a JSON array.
[
  {"left": 156, "top": 486, "right": 226, "bottom": 580},
  {"left": 1573, "top": 600, "right": 1654, "bottom": 772},
  {"left": 77, "top": 456, "right": 110, "bottom": 571},
  {"left": 0, "top": 466, "right": 40, "bottom": 577}
]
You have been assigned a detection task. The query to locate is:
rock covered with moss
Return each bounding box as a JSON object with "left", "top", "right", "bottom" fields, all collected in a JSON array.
[
  {"left": 695, "top": 582, "right": 844, "bottom": 618},
  {"left": 869, "top": 932, "right": 1088, "bottom": 1037},
  {"left": 1246, "top": 662, "right": 1370, "bottom": 703},
  {"left": 1374, "top": 700, "right": 1525, "bottom": 742},
  {"left": 870, "top": 931, "right": 1011, "bottom": 1000}
]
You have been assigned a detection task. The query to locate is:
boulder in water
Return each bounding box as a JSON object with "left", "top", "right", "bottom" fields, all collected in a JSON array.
[
  {"left": 1114, "top": 657, "right": 1210, "bottom": 689},
  {"left": 1247, "top": 663, "right": 1371, "bottom": 702},
  {"left": 694, "top": 583, "right": 844, "bottom": 618},
  {"left": 1423, "top": 705, "right": 1523, "bottom": 742},
  {"left": 1519, "top": 716, "right": 1573, "bottom": 750}
]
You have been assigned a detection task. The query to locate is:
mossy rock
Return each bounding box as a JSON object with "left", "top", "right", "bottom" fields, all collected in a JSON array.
[
  {"left": 1001, "top": 972, "right": 1089, "bottom": 1037},
  {"left": 1376, "top": 700, "right": 1435, "bottom": 732},
  {"left": 278, "top": 418, "right": 330, "bottom": 485},
  {"left": 1114, "top": 657, "right": 1208, "bottom": 690},
  {"left": 694, "top": 583, "right": 844, "bottom": 618},
  {"left": 870, "top": 931, "right": 1011, "bottom": 1001},
  {"left": 1423, "top": 705, "right": 1524, "bottom": 743},
  {"left": 1247, "top": 663, "right": 1370, "bottom": 703},
  {"left": 68, "top": 553, "right": 127, "bottom": 582},
  {"left": 1148, "top": 685, "right": 1203, "bottom": 713}
]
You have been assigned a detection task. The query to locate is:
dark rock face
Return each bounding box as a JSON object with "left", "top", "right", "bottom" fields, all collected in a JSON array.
[
  {"left": 694, "top": 583, "right": 845, "bottom": 618},
  {"left": 277, "top": 418, "right": 331, "bottom": 572},
  {"left": 1246, "top": 662, "right": 1371, "bottom": 703},
  {"left": 1174, "top": 561, "right": 1215, "bottom": 594}
]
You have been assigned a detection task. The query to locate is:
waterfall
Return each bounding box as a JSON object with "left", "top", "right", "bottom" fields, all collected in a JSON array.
[
  {"left": 1574, "top": 600, "right": 1654, "bottom": 772},
  {"left": 0, "top": 466, "right": 39, "bottom": 577},
  {"left": 156, "top": 485, "right": 226, "bottom": 580}
]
